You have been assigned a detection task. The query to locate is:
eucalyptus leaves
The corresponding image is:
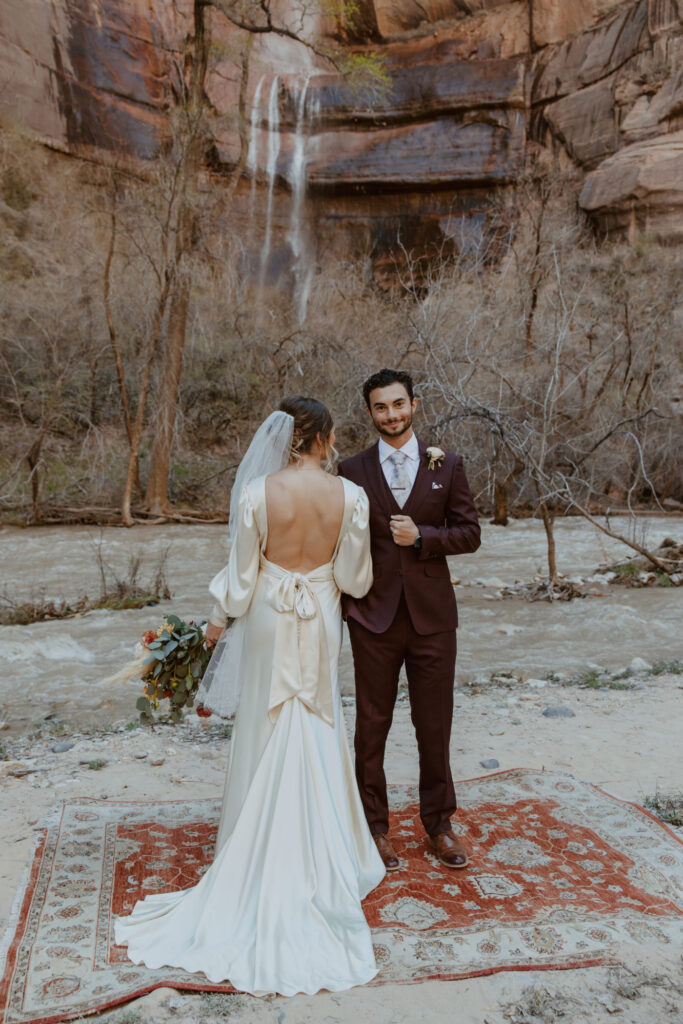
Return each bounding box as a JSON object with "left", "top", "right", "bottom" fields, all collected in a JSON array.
[{"left": 137, "top": 616, "right": 212, "bottom": 725}]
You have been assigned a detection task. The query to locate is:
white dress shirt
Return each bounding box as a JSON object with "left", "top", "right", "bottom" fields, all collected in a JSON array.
[{"left": 378, "top": 433, "right": 420, "bottom": 497}]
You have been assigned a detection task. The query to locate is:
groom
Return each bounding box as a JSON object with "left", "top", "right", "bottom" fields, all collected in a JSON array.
[{"left": 338, "top": 369, "right": 481, "bottom": 871}]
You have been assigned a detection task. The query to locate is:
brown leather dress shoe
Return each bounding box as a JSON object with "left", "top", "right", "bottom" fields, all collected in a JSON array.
[
  {"left": 373, "top": 833, "right": 400, "bottom": 872},
  {"left": 429, "top": 830, "right": 469, "bottom": 869}
]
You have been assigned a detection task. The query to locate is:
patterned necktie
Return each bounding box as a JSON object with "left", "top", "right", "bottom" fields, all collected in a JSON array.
[{"left": 389, "top": 450, "right": 410, "bottom": 508}]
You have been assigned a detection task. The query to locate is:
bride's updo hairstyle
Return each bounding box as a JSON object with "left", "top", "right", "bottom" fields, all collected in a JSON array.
[{"left": 279, "top": 395, "right": 336, "bottom": 470}]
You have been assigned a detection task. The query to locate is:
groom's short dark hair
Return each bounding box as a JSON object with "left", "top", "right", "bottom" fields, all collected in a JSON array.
[{"left": 363, "top": 369, "right": 414, "bottom": 408}]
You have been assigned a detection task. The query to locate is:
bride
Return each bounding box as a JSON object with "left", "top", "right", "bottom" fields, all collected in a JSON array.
[{"left": 115, "top": 396, "right": 386, "bottom": 996}]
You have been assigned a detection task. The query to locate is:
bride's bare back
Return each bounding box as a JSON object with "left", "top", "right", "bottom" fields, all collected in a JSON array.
[{"left": 264, "top": 469, "right": 345, "bottom": 572}]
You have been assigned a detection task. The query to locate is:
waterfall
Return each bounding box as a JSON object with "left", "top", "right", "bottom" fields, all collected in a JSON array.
[
  {"left": 299, "top": 89, "right": 321, "bottom": 322},
  {"left": 248, "top": 74, "right": 318, "bottom": 321},
  {"left": 247, "top": 75, "right": 265, "bottom": 246},
  {"left": 288, "top": 78, "right": 309, "bottom": 266},
  {"left": 288, "top": 77, "right": 316, "bottom": 324},
  {"left": 258, "top": 76, "right": 281, "bottom": 294}
]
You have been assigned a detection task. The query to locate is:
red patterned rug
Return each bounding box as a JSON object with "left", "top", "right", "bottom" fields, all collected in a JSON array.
[{"left": 1, "top": 769, "right": 681, "bottom": 1024}]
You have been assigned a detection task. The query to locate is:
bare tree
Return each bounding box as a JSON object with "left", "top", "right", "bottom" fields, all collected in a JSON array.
[
  {"left": 0, "top": 292, "right": 92, "bottom": 522},
  {"left": 390, "top": 171, "right": 681, "bottom": 584}
]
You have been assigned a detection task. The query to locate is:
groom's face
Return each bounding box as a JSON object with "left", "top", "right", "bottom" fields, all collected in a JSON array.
[{"left": 367, "top": 383, "right": 417, "bottom": 441}]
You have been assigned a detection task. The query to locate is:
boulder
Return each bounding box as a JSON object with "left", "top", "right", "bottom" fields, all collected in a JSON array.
[
  {"left": 532, "top": 1, "right": 650, "bottom": 104},
  {"left": 543, "top": 76, "right": 619, "bottom": 167},
  {"left": 579, "top": 128, "right": 683, "bottom": 240}
]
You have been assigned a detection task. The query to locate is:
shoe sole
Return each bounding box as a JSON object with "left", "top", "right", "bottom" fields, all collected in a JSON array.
[{"left": 435, "top": 855, "right": 469, "bottom": 869}]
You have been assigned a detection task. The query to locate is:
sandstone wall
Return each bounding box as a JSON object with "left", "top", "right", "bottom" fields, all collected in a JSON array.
[{"left": 1, "top": 0, "right": 682, "bottom": 282}]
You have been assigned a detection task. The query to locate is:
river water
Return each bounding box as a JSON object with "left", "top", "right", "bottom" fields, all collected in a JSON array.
[{"left": 1, "top": 515, "right": 681, "bottom": 732}]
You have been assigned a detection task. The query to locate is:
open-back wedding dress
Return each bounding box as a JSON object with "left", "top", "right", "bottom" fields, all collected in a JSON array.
[{"left": 114, "top": 474, "right": 385, "bottom": 996}]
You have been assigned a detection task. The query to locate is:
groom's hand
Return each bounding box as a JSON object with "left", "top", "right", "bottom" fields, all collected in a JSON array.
[{"left": 390, "top": 515, "right": 419, "bottom": 546}]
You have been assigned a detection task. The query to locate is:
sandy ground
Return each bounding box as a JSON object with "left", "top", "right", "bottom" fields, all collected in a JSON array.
[
  {"left": 1, "top": 674, "right": 682, "bottom": 1023},
  {"left": 1, "top": 516, "right": 682, "bottom": 1022}
]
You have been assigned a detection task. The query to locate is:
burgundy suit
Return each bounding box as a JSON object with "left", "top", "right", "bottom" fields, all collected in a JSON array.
[{"left": 338, "top": 439, "right": 481, "bottom": 837}]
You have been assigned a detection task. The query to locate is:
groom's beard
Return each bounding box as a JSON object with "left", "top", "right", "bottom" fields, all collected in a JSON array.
[{"left": 374, "top": 412, "right": 413, "bottom": 440}]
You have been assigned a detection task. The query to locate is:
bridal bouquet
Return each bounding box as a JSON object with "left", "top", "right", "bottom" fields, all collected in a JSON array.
[{"left": 136, "top": 615, "right": 213, "bottom": 725}]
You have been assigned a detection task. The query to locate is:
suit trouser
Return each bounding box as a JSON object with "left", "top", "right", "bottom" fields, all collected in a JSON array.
[{"left": 347, "top": 593, "right": 457, "bottom": 837}]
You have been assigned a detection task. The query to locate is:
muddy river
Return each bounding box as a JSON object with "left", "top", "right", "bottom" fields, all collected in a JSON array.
[{"left": 1, "top": 515, "right": 681, "bottom": 732}]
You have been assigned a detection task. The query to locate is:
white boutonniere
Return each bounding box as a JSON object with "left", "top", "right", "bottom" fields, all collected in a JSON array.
[{"left": 426, "top": 446, "right": 445, "bottom": 471}]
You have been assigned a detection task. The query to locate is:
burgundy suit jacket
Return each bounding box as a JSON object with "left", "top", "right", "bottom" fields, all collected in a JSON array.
[{"left": 338, "top": 439, "right": 481, "bottom": 635}]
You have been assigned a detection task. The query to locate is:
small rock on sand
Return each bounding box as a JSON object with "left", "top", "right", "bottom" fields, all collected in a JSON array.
[
  {"left": 480, "top": 758, "right": 500, "bottom": 769},
  {"left": 1, "top": 762, "right": 31, "bottom": 778},
  {"left": 542, "top": 706, "right": 576, "bottom": 718}
]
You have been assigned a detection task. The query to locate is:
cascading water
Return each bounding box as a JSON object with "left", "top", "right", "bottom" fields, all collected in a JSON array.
[
  {"left": 246, "top": 75, "right": 265, "bottom": 247},
  {"left": 288, "top": 78, "right": 309, "bottom": 270},
  {"left": 258, "top": 76, "right": 281, "bottom": 296},
  {"left": 247, "top": 73, "right": 319, "bottom": 321},
  {"left": 287, "top": 77, "right": 317, "bottom": 323}
]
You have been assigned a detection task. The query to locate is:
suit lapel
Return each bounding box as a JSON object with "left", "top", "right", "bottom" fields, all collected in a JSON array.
[
  {"left": 363, "top": 443, "right": 394, "bottom": 517},
  {"left": 402, "top": 439, "right": 432, "bottom": 519}
]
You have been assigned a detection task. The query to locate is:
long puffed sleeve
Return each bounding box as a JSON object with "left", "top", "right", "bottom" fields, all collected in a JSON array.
[
  {"left": 333, "top": 486, "right": 373, "bottom": 598},
  {"left": 208, "top": 486, "right": 261, "bottom": 627}
]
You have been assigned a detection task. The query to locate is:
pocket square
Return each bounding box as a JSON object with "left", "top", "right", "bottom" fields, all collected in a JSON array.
[{"left": 432, "top": 482, "right": 443, "bottom": 489}]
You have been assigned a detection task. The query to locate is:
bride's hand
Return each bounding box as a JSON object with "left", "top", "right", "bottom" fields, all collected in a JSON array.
[{"left": 205, "top": 622, "right": 224, "bottom": 649}]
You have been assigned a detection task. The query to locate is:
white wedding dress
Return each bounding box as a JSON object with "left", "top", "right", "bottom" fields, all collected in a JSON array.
[{"left": 115, "top": 475, "right": 385, "bottom": 996}]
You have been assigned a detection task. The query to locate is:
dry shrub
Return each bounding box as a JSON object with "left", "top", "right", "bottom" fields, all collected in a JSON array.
[
  {"left": 0, "top": 131, "right": 681, "bottom": 523},
  {"left": 0, "top": 541, "right": 171, "bottom": 624}
]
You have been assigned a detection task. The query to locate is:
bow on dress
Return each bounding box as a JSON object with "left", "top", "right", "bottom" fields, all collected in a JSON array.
[{"left": 265, "top": 566, "right": 335, "bottom": 728}]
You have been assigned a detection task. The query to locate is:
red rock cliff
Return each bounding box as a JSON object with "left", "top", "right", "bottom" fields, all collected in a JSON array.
[{"left": 1, "top": 0, "right": 682, "bottom": 280}]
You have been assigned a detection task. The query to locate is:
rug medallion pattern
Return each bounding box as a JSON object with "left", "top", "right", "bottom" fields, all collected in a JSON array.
[{"left": 1, "top": 770, "right": 681, "bottom": 1024}]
